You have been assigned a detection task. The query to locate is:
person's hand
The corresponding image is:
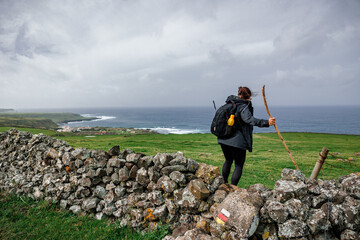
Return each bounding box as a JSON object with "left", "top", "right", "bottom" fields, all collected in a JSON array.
[{"left": 269, "top": 117, "right": 276, "bottom": 126}]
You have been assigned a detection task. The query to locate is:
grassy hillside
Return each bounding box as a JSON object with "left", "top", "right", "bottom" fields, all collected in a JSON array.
[
  {"left": 0, "top": 108, "right": 14, "bottom": 113},
  {"left": 0, "top": 117, "right": 58, "bottom": 129},
  {"left": 0, "top": 113, "right": 97, "bottom": 129}
]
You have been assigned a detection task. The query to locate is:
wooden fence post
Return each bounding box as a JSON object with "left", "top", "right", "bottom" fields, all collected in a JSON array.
[{"left": 310, "top": 147, "right": 329, "bottom": 180}]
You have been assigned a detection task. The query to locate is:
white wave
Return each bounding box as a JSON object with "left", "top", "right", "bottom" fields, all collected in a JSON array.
[
  {"left": 141, "top": 127, "right": 203, "bottom": 134},
  {"left": 80, "top": 114, "right": 116, "bottom": 121},
  {"left": 63, "top": 114, "right": 116, "bottom": 125}
]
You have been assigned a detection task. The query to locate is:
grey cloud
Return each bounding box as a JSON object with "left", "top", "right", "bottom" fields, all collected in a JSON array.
[{"left": 0, "top": 0, "right": 359, "bottom": 108}]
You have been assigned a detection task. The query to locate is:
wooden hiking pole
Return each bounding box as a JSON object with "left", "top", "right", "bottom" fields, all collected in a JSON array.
[
  {"left": 310, "top": 147, "right": 329, "bottom": 180},
  {"left": 262, "top": 85, "right": 299, "bottom": 170}
]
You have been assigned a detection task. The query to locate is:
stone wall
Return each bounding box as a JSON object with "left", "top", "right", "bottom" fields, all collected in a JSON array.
[{"left": 0, "top": 129, "right": 359, "bottom": 240}]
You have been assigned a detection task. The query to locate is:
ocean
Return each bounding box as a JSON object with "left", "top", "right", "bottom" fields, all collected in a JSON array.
[{"left": 19, "top": 106, "right": 360, "bottom": 135}]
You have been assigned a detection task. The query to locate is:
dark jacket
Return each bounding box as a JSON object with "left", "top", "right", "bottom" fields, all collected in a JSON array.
[{"left": 217, "top": 95, "right": 269, "bottom": 152}]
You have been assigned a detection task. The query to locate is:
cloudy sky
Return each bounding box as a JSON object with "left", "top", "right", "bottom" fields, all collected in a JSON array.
[{"left": 0, "top": 0, "right": 359, "bottom": 109}]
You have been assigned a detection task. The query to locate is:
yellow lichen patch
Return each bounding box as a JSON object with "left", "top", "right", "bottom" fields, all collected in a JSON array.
[
  {"left": 145, "top": 208, "right": 155, "bottom": 221},
  {"left": 262, "top": 231, "right": 269, "bottom": 239}
]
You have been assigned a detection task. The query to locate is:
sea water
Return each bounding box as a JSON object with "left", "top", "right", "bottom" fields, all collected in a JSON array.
[{"left": 19, "top": 106, "right": 360, "bottom": 135}]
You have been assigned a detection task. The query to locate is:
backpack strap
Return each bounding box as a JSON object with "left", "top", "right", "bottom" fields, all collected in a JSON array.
[{"left": 229, "top": 100, "right": 238, "bottom": 115}]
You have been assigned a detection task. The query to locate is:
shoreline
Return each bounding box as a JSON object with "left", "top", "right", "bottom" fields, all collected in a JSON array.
[{"left": 56, "top": 125, "right": 360, "bottom": 136}]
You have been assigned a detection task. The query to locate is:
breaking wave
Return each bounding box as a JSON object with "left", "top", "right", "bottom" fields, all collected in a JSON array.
[
  {"left": 141, "top": 127, "right": 204, "bottom": 134},
  {"left": 81, "top": 114, "right": 116, "bottom": 121}
]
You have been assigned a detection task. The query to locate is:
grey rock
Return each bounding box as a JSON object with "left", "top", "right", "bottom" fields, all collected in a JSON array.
[
  {"left": 212, "top": 189, "right": 263, "bottom": 238},
  {"left": 169, "top": 152, "right": 187, "bottom": 166},
  {"left": 161, "top": 165, "right": 187, "bottom": 176},
  {"left": 95, "top": 168, "right": 106, "bottom": 178},
  {"left": 75, "top": 159, "right": 83, "bottom": 169},
  {"left": 95, "top": 212, "right": 104, "bottom": 220},
  {"left": 208, "top": 176, "right": 225, "bottom": 193},
  {"left": 108, "top": 157, "right": 122, "bottom": 168},
  {"left": 106, "top": 182, "right": 116, "bottom": 191},
  {"left": 118, "top": 167, "right": 130, "bottom": 182},
  {"left": 195, "top": 163, "right": 220, "bottom": 184},
  {"left": 60, "top": 200, "right": 68, "bottom": 209},
  {"left": 266, "top": 200, "right": 289, "bottom": 223},
  {"left": 284, "top": 198, "right": 309, "bottom": 221},
  {"left": 278, "top": 219, "right": 309, "bottom": 238},
  {"left": 188, "top": 179, "right": 210, "bottom": 200},
  {"left": 129, "top": 165, "right": 138, "bottom": 179},
  {"left": 94, "top": 185, "right": 106, "bottom": 199},
  {"left": 126, "top": 153, "right": 144, "bottom": 164},
  {"left": 341, "top": 174, "right": 360, "bottom": 199},
  {"left": 104, "top": 190, "right": 115, "bottom": 204},
  {"left": 111, "top": 172, "right": 120, "bottom": 184},
  {"left": 47, "top": 148, "right": 59, "bottom": 159},
  {"left": 96, "top": 200, "right": 105, "bottom": 212},
  {"left": 169, "top": 171, "right": 186, "bottom": 186},
  {"left": 176, "top": 187, "right": 201, "bottom": 213},
  {"left": 108, "top": 145, "right": 120, "bottom": 156},
  {"left": 114, "top": 186, "right": 126, "bottom": 197},
  {"left": 148, "top": 190, "right": 165, "bottom": 206},
  {"left": 156, "top": 175, "right": 177, "bottom": 193},
  {"left": 136, "top": 167, "right": 150, "bottom": 186},
  {"left": 165, "top": 198, "right": 178, "bottom": 215},
  {"left": 33, "top": 187, "right": 44, "bottom": 199},
  {"left": 312, "top": 193, "right": 328, "bottom": 208},
  {"left": 153, "top": 204, "right": 168, "bottom": 222},
  {"left": 281, "top": 168, "right": 306, "bottom": 182},
  {"left": 79, "top": 177, "right": 92, "bottom": 187},
  {"left": 148, "top": 167, "right": 160, "bottom": 182},
  {"left": 75, "top": 186, "right": 91, "bottom": 198},
  {"left": 340, "top": 229, "right": 360, "bottom": 240},
  {"left": 102, "top": 205, "right": 116, "bottom": 216},
  {"left": 306, "top": 209, "right": 330, "bottom": 234},
  {"left": 186, "top": 159, "right": 199, "bottom": 173},
  {"left": 137, "top": 156, "right": 153, "bottom": 169},
  {"left": 69, "top": 205, "right": 82, "bottom": 214},
  {"left": 82, "top": 197, "right": 99, "bottom": 211},
  {"left": 321, "top": 202, "right": 346, "bottom": 232},
  {"left": 274, "top": 180, "right": 308, "bottom": 202},
  {"left": 341, "top": 196, "right": 360, "bottom": 230}
]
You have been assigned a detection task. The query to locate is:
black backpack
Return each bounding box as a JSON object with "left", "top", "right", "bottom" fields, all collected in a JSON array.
[{"left": 211, "top": 101, "right": 239, "bottom": 138}]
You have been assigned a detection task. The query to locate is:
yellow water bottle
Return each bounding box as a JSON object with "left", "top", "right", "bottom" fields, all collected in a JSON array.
[{"left": 227, "top": 114, "right": 235, "bottom": 135}]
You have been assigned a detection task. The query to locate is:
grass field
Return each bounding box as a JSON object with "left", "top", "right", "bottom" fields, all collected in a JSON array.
[
  {"left": 0, "top": 127, "right": 359, "bottom": 239},
  {"left": 0, "top": 193, "right": 170, "bottom": 240}
]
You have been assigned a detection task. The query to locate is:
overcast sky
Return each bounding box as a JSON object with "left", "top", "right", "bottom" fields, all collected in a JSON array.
[{"left": 0, "top": 0, "right": 359, "bottom": 109}]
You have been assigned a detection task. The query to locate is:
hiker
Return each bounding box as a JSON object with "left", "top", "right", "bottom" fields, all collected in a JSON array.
[{"left": 218, "top": 86, "right": 276, "bottom": 186}]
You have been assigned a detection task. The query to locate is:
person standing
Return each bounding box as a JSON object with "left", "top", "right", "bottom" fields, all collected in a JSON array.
[{"left": 217, "top": 86, "right": 276, "bottom": 186}]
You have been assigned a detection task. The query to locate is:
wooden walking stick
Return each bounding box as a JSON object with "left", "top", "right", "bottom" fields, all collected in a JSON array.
[{"left": 262, "top": 85, "right": 299, "bottom": 170}]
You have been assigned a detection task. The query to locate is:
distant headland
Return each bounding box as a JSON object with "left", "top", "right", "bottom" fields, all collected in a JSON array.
[
  {"left": 0, "top": 108, "right": 15, "bottom": 113},
  {"left": 0, "top": 110, "right": 98, "bottom": 129}
]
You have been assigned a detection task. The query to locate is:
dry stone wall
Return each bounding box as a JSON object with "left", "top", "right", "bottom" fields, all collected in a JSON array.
[{"left": 0, "top": 129, "right": 359, "bottom": 240}]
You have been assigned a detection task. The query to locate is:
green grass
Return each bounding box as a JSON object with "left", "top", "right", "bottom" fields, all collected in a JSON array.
[{"left": 0, "top": 193, "right": 170, "bottom": 240}]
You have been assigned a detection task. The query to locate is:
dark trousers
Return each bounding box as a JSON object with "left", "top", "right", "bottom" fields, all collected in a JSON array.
[{"left": 220, "top": 144, "right": 247, "bottom": 186}]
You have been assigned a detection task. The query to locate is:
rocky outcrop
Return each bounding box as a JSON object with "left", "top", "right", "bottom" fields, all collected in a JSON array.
[{"left": 0, "top": 129, "right": 359, "bottom": 240}]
